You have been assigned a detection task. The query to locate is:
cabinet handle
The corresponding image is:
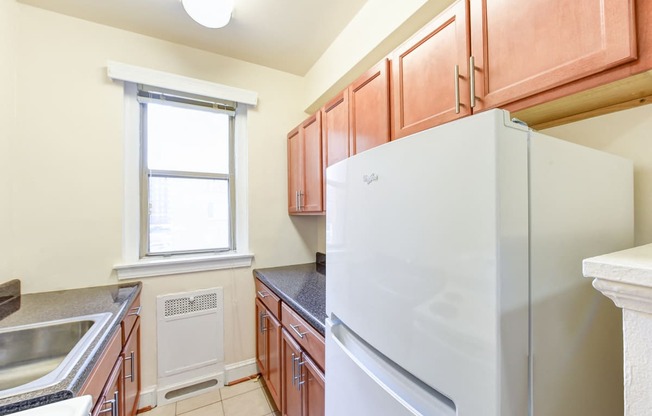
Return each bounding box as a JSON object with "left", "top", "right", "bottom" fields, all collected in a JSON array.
[
  {"left": 99, "top": 391, "right": 119, "bottom": 416},
  {"left": 295, "top": 191, "right": 299, "bottom": 211},
  {"left": 454, "top": 64, "right": 461, "bottom": 114},
  {"left": 257, "top": 290, "right": 268, "bottom": 298},
  {"left": 290, "top": 324, "right": 307, "bottom": 339},
  {"left": 299, "top": 191, "right": 304, "bottom": 211},
  {"left": 259, "top": 311, "right": 268, "bottom": 333},
  {"left": 124, "top": 351, "right": 135, "bottom": 382},
  {"left": 469, "top": 55, "right": 476, "bottom": 109},
  {"left": 291, "top": 353, "right": 301, "bottom": 388},
  {"left": 128, "top": 306, "right": 142, "bottom": 316},
  {"left": 297, "top": 360, "right": 306, "bottom": 390}
]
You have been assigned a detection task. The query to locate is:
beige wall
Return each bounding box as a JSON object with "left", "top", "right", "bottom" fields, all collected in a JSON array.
[
  {"left": 3, "top": 3, "right": 321, "bottom": 395},
  {"left": 303, "top": 0, "right": 455, "bottom": 112},
  {"left": 543, "top": 104, "right": 652, "bottom": 246},
  {"left": 0, "top": 1, "right": 18, "bottom": 282}
]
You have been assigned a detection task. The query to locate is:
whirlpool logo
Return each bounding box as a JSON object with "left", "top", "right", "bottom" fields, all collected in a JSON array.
[{"left": 363, "top": 173, "right": 379, "bottom": 185}]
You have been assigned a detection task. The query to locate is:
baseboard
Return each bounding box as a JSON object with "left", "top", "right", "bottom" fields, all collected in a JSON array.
[
  {"left": 137, "top": 358, "right": 258, "bottom": 409},
  {"left": 224, "top": 358, "right": 258, "bottom": 385},
  {"left": 137, "top": 387, "right": 157, "bottom": 411}
]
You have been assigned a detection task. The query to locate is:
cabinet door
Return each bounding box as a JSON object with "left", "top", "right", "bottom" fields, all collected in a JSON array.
[
  {"left": 266, "top": 311, "right": 282, "bottom": 410},
  {"left": 301, "top": 113, "right": 323, "bottom": 213},
  {"left": 391, "top": 0, "right": 470, "bottom": 139},
  {"left": 470, "top": 0, "right": 637, "bottom": 111},
  {"left": 322, "top": 92, "right": 349, "bottom": 167},
  {"left": 255, "top": 299, "right": 268, "bottom": 376},
  {"left": 350, "top": 59, "right": 390, "bottom": 154},
  {"left": 91, "top": 357, "right": 123, "bottom": 416},
  {"left": 122, "top": 318, "right": 140, "bottom": 416},
  {"left": 281, "top": 329, "right": 303, "bottom": 416},
  {"left": 301, "top": 354, "right": 325, "bottom": 416},
  {"left": 287, "top": 126, "right": 303, "bottom": 214}
]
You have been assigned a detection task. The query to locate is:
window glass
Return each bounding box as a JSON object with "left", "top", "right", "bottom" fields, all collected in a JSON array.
[
  {"left": 147, "top": 103, "right": 230, "bottom": 174},
  {"left": 148, "top": 176, "right": 230, "bottom": 253},
  {"left": 141, "top": 98, "right": 234, "bottom": 256}
]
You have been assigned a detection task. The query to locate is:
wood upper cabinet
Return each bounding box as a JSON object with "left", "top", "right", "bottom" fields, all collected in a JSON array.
[
  {"left": 349, "top": 59, "right": 390, "bottom": 154},
  {"left": 470, "top": 0, "right": 637, "bottom": 111},
  {"left": 288, "top": 113, "right": 323, "bottom": 214},
  {"left": 391, "top": 0, "right": 471, "bottom": 139},
  {"left": 287, "top": 127, "right": 302, "bottom": 214},
  {"left": 321, "top": 92, "right": 349, "bottom": 167},
  {"left": 281, "top": 328, "right": 303, "bottom": 416}
]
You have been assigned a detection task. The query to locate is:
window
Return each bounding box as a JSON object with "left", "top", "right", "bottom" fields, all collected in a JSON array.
[
  {"left": 138, "top": 86, "right": 236, "bottom": 256},
  {"left": 108, "top": 61, "right": 256, "bottom": 279}
]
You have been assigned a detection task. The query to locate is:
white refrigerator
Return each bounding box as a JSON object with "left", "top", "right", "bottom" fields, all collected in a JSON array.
[{"left": 325, "top": 109, "right": 633, "bottom": 416}]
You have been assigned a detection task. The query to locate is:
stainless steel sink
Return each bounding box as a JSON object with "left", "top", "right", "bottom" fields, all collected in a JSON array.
[{"left": 0, "top": 313, "right": 111, "bottom": 398}]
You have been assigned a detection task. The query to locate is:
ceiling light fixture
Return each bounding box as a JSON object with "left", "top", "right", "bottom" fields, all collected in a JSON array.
[{"left": 182, "top": 0, "right": 234, "bottom": 29}]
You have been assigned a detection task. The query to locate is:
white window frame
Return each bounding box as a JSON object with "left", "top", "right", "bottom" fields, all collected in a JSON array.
[{"left": 109, "top": 62, "right": 255, "bottom": 279}]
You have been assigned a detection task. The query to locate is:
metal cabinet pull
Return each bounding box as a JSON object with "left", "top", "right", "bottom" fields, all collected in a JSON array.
[
  {"left": 124, "top": 351, "right": 135, "bottom": 382},
  {"left": 257, "top": 290, "right": 268, "bottom": 298},
  {"left": 259, "top": 311, "right": 267, "bottom": 333},
  {"left": 295, "top": 191, "right": 299, "bottom": 211},
  {"left": 99, "top": 391, "right": 119, "bottom": 416},
  {"left": 454, "top": 64, "right": 461, "bottom": 114},
  {"left": 291, "top": 353, "right": 301, "bottom": 388},
  {"left": 297, "top": 360, "right": 306, "bottom": 390},
  {"left": 128, "top": 306, "right": 142, "bottom": 316},
  {"left": 290, "top": 324, "right": 307, "bottom": 339},
  {"left": 299, "top": 191, "right": 304, "bottom": 211},
  {"left": 469, "top": 55, "right": 476, "bottom": 109}
]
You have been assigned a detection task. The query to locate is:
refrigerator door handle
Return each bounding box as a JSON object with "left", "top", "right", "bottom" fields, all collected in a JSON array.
[{"left": 330, "top": 322, "right": 456, "bottom": 416}]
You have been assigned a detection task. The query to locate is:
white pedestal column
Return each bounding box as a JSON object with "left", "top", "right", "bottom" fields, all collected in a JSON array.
[{"left": 584, "top": 244, "right": 652, "bottom": 416}]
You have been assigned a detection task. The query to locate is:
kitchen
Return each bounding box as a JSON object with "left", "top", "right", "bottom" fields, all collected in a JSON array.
[{"left": 1, "top": 0, "right": 652, "bottom": 415}]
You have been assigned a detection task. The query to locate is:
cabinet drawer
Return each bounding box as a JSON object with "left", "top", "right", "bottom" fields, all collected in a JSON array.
[
  {"left": 281, "top": 303, "right": 325, "bottom": 371},
  {"left": 78, "top": 329, "right": 121, "bottom": 407},
  {"left": 256, "top": 279, "right": 281, "bottom": 318},
  {"left": 121, "top": 294, "right": 141, "bottom": 345}
]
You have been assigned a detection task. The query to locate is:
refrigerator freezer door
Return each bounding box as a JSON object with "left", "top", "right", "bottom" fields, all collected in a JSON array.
[
  {"left": 326, "top": 319, "right": 456, "bottom": 416},
  {"left": 326, "top": 110, "right": 530, "bottom": 416}
]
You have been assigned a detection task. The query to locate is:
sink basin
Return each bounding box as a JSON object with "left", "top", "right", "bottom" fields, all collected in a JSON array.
[{"left": 0, "top": 313, "right": 111, "bottom": 398}]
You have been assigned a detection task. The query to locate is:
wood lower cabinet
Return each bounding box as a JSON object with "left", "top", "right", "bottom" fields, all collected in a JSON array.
[
  {"left": 288, "top": 113, "right": 323, "bottom": 215},
  {"left": 391, "top": 0, "right": 471, "bottom": 139},
  {"left": 255, "top": 279, "right": 325, "bottom": 416},
  {"left": 122, "top": 318, "right": 140, "bottom": 416},
  {"left": 470, "top": 0, "right": 637, "bottom": 111},
  {"left": 92, "top": 356, "right": 123, "bottom": 416},
  {"left": 256, "top": 298, "right": 282, "bottom": 409},
  {"left": 300, "top": 355, "right": 325, "bottom": 416},
  {"left": 281, "top": 329, "right": 303, "bottom": 416},
  {"left": 79, "top": 295, "right": 142, "bottom": 416}
]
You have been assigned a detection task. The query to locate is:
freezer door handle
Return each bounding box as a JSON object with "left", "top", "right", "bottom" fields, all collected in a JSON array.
[{"left": 330, "top": 322, "right": 457, "bottom": 416}]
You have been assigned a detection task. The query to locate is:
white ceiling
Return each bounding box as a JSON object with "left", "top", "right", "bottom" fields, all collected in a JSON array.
[{"left": 17, "top": 0, "right": 368, "bottom": 76}]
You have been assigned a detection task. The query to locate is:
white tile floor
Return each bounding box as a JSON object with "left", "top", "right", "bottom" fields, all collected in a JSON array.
[{"left": 142, "top": 378, "right": 280, "bottom": 416}]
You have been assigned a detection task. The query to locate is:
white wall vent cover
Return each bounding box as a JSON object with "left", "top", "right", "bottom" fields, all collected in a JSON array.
[{"left": 156, "top": 287, "right": 224, "bottom": 405}]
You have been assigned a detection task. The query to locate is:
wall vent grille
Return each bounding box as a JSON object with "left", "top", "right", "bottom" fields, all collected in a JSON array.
[{"left": 164, "top": 292, "right": 218, "bottom": 317}]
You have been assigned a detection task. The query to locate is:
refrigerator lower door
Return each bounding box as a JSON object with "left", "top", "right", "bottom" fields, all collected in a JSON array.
[{"left": 326, "top": 319, "right": 456, "bottom": 416}]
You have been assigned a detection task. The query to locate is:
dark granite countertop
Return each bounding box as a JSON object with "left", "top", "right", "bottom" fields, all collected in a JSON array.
[
  {"left": 254, "top": 263, "right": 326, "bottom": 335},
  {"left": 0, "top": 282, "right": 141, "bottom": 415}
]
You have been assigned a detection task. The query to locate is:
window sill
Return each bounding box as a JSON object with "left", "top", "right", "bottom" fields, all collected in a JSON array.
[{"left": 114, "top": 252, "right": 254, "bottom": 279}]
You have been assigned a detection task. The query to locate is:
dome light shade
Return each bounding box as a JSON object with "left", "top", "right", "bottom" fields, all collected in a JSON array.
[{"left": 182, "top": 0, "right": 234, "bottom": 29}]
